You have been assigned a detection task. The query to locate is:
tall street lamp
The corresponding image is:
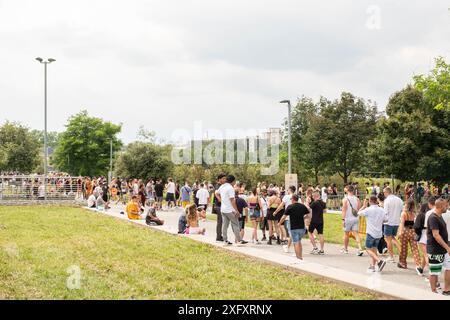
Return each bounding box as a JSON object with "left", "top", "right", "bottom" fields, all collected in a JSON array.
[
  {"left": 36, "top": 57, "right": 56, "bottom": 200},
  {"left": 280, "top": 100, "right": 292, "bottom": 174}
]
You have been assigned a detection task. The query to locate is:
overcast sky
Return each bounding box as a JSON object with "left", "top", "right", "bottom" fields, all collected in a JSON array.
[{"left": 1, "top": 0, "right": 449, "bottom": 143}]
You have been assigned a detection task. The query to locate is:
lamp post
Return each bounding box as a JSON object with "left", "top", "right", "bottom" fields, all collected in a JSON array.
[
  {"left": 280, "top": 100, "right": 292, "bottom": 174},
  {"left": 36, "top": 57, "right": 56, "bottom": 200},
  {"left": 109, "top": 139, "right": 113, "bottom": 185}
]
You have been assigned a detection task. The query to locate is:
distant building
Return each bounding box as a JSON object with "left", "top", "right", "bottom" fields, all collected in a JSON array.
[{"left": 262, "top": 128, "right": 282, "bottom": 145}]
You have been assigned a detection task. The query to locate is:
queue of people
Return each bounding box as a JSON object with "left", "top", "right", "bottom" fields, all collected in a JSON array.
[{"left": 81, "top": 173, "right": 450, "bottom": 296}]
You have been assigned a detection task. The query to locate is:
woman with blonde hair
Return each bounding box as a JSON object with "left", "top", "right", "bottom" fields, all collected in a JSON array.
[{"left": 185, "top": 204, "right": 206, "bottom": 235}]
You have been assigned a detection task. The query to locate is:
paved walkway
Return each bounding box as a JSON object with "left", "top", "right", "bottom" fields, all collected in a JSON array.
[{"left": 87, "top": 204, "right": 449, "bottom": 300}]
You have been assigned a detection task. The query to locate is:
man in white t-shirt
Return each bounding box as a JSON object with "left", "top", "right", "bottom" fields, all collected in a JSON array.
[
  {"left": 196, "top": 183, "right": 210, "bottom": 211},
  {"left": 216, "top": 175, "right": 247, "bottom": 246},
  {"left": 166, "top": 178, "right": 176, "bottom": 209},
  {"left": 358, "top": 196, "right": 389, "bottom": 273},
  {"left": 383, "top": 187, "right": 404, "bottom": 263}
]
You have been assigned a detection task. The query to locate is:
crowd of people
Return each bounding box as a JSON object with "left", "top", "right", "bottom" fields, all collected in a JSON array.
[
  {"left": 78, "top": 174, "right": 449, "bottom": 296},
  {"left": 3, "top": 172, "right": 448, "bottom": 295}
]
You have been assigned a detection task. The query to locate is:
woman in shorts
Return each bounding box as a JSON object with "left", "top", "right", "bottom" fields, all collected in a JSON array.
[
  {"left": 267, "top": 190, "right": 281, "bottom": 245},
  {"left": 248, "top": 188, "right": 263, "bottom": 244}
]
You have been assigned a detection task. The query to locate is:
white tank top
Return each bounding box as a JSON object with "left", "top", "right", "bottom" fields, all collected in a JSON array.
[{"left": 346, "top": 195, "right": 359, "bottom": 220}]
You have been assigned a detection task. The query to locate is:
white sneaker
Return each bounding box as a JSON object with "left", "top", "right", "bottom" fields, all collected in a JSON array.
[
  {"left": 386, "top": 256, "right": 395, "bottom": 263},
  {"left": 367, "top": 266, "right": 376, "bottom": 273},
  {"left": 340, "top": 248, "right": 349, "bottom": 254},
  {"left": 283, "top": 245, "right": 290, "bottom": 253},
  {"left": 310, "top": 247, "right": 319, "bottom": 255}
]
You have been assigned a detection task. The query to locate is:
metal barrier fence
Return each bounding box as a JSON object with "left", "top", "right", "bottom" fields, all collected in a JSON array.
[{"left": 0, "top": 175, "right": 82, "bottom": 203}]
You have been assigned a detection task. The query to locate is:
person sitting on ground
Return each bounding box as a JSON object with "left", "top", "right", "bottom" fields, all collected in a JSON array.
[
  {"left": 197, "top": 205, "right": 207, "bottom": 221},
  {"left": 145, "top": 204, "right": 164, "bottom": 226},
  {"left": 184, "top": 204, "right": 206, "bottom": 235},
  {"left": 96, "top": 192, "right": 106, "bottom": 210},
  {"left": 87, "top": 193, "right": 97, "bottom": 208},
  {"left": 358, "top": 196, "right": 388, "bottom": 273},
  {"left": 178, "top": 209, "right": 188, "bottom": 234},
  {"left": 126, "top": 195, "right": 143, "bottom": 220}
]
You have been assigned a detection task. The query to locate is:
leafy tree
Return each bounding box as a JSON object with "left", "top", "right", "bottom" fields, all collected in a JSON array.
[
  {"left": 31, "top": 130, "right": 60, "bottom": 149},
  {"left": 289, "top": 96, "right": 325, "bottom": 181},
  {"left": 414, "top": 56, "right": 450, "bottom": 111},
  {"left": 115, "top": 142, "right": 173, "bottom": 181},
  {"left": 52, "top": 111, "right": 122, "bottom": 176},
  {"left": 301, "top": 115, "right": 334, "bottom": 184},
  {"left": 368, "top": 85, "right": 450, "bottom": 185},
  {"left": 0, "top": 121, "right": 40, "bottom": 173},
  {"left": 320, "top": 92, "right": 378, "bottom": 184}
]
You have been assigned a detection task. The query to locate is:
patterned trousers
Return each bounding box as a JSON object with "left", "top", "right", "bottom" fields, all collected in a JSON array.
[{"left": 399, "top": 228, "right": 421, "bottom": 267}]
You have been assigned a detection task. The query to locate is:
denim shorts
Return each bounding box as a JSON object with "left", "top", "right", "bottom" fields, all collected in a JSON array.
[
  {"left": 290, "top": 229, "right": 307, "bottom": 244},
  {"left": 384, "top": 225, "right": 399, "bottom": 237},
  {"left": 250, "top": 209, "right": 261, "bottom": 220},
  {"left": 365, "top": 234, "right": 381, "bottom": 249}
]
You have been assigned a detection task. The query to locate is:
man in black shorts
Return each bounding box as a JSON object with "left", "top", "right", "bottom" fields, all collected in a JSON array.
[
  {"left": 309, "top": 191, "right": 326, "bottom": 255},
  {"left": 154, "top": 179, "right": 164, "bottom": 210}
]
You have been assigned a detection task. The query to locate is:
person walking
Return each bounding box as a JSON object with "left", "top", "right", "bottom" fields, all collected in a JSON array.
[
  {"left": 426, "top": 198, "right": 450, "bottom": 295},
  {"left": 278, "top": 195, "right": 311, "bottom": 260},
  {"left": 180, "top": 182, "right": 192, "bottom": 208},
  {"left": 415, "top": 197, "right": 437, "bottom": 275},
  {"left": 341, "top": 185, "right": 364, "bottom": 256},
  {"left": 383, "top": 187, "right": 404, "bottom": 263},
  {"left": 397, "top": 198, "right": 422, "bottom": 274},
  {"left": 308, "top": 191, "right": 327, "bottom": 255},
  {"left": 358, "top": 196, "right": 388, "bottom": 273}
]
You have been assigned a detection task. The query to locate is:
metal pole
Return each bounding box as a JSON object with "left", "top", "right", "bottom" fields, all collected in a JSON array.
[
  {"left": 109, "top": 139, "right": 113, "bottom": 185},
  {"left": 287, "top": 101, "right": 292, "bottom": 174},
  {"left": 44, "top": 62, "right": 48, "bottom": 201}
]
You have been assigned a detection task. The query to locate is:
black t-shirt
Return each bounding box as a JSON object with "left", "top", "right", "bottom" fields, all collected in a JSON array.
[
  {"left": 427, "top": 213, "right": 449, "bottom": 255},
  {"left": 102, "top": 185, "right": 109, "bottom": 201},
  {"left": 310, "top": 200, "right": 326, "bottom": 224},
  {"left": 284, "top": 203, "right": 309, "bottom": 230},
  {"left": 155, "top": 183, "right": 164, "bottom": 197},
  {"left": 236, "top": 197, "right": 248, "bottom": 219}
]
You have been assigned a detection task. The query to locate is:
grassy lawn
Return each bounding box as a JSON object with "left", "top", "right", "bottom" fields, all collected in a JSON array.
[{"left": 0, "top": 206, "right": 381, "bottom": 300}]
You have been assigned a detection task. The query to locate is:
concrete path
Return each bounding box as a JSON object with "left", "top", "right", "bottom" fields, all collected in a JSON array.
[{"left": 87, "top": 204, "right": 450, "bottom": 300}]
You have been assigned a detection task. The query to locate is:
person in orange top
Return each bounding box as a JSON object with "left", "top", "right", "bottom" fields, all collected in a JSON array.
[
  {"left": 126, "top": 195, "right": 143, "bottom": 220},
  {"left": 85, "top": 178, "right": 93, "bottom": 197}
]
